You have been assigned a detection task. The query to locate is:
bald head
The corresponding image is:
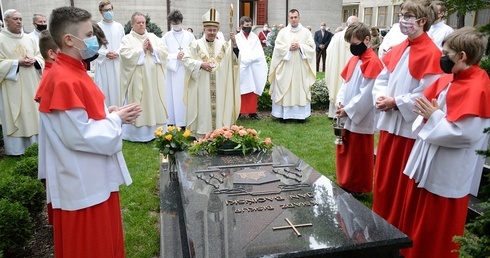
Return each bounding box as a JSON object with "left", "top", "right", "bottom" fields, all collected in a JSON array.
[{"left": 346, "top": 16, "right": 358, "bottom": 26}]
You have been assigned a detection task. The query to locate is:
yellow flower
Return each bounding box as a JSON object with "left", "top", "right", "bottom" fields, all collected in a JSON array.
[
  {"left": 165, "top": 134, "right": 172, "bottom": 141},
  {"left": 167, "top": 125, "right": 175, "bottom": 132},
  {"left": 183, "top": 130, "right": 191, "bottom": 138},
  {"left": 154, "top": 126, "right": 163, "bottom": 137}
]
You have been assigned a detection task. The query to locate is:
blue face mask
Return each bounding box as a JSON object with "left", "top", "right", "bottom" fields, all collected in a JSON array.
[
  {"left": 72, "top": 35, "right": 99, "bottom": 60},
  {"left": 103, "top": 11, "right": 114, "bottom": 21}
]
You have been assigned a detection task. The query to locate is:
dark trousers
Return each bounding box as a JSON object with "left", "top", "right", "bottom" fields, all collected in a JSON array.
[{"left": 316, "top": 49, "right": 326, "bottom": 72}]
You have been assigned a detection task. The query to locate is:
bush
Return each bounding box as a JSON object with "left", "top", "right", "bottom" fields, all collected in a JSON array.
[
  {"left": 22, "top": 143, "right": 38, "bottom": 157},
  {"left": 0, "top": 199, "right": 33, "bottom": 254},
  {"left": 0, "top": 175, "right": 45, "bottom": 218},
  {"left": 310, "top": 79, "right": 329, "bottom": 110},
  {"left": 479, "top": 57, "right": 490, "bottom": 77},
  {"left": 13, "top": 156, "right": 38, "bottom": 179},
  {"left": 258, "top": 83, "right": 272, "bottom": 111},
  {"left": 124, "top": 14, "right": 163, "bottom": 37}
]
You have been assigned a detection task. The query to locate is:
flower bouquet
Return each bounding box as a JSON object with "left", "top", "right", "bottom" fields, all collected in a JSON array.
[
  {"left": 188, "top": 125, "right": 273, "bottom": 155},
  {"left": 154, "top": 126, "right": 194, "bottom": 159}
]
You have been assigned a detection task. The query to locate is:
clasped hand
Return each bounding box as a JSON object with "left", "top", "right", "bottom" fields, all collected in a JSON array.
[
  {"left": 375, "top": 96, "right": 395, "bottom": 111},
  {"left": 290, "top": 42, "right": 300, "bottom": 51},
  {"left": 109, "top": 103, "right": 143, "bottom": 124},
  {"left": 413, "top": 97, "right": 438, "bottom": 119},
  {"left": 143, "top": 38, "right": 154, "bottom": 53},
  {"left": 19, "top": 56, "right": 36, "bottom": 67}
]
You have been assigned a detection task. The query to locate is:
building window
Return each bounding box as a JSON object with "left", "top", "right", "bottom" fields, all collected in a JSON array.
[
  {"left": 364, "top": 7, "right": 373, "bottom": 26},
  {"left": 353, "top": 8, "right": 358, "bottom": 17},
  {"left": 392, "top": 5, "right": 401, "bottom": 26},
  {"left": 378, "top": 6, "right": 388, "bottom": 27},
  {"left": 343, "top": 9, "right": 349, "bottom": 23}
]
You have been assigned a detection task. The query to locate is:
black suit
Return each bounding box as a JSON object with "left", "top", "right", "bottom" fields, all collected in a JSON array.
[{"left": 314, "top": 29, "right": 333, "bottom": 72}]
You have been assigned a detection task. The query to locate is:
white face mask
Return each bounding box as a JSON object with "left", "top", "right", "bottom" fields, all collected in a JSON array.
[
  {"left": 171, "top": 24, "right": 182, "bottom": 31},
  {"left": 399, "top": 19, "right": 420, "bottom": 36},
  {"left": 263, "top": 26, "right": 268, "bottom": 31}
]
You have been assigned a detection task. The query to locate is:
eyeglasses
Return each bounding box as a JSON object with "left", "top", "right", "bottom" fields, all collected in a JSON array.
[
  {"left": 442, "top": 51, "right": 456, "bottom": 57},
  {"left": 398, "top": 13, "right": 417, "bottom": 21}
]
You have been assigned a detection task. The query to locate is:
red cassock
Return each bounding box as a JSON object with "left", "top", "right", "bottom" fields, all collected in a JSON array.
[
  {"left": 336, "top": 131, "right": 374, "bottom": 193},
  {"left": 240, "top": 92, "right": 258, "bottom": 114}
]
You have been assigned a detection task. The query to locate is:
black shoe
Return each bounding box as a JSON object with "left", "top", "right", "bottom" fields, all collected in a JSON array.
[
  {"left": 297, "top": 119, "right": 306, "bottom": 124},
  {"left": 249, "top": 113, "right": 260, "bottom": 120},
  {"left": 238, "top": 114, "right": 244, "bottom": 119}
]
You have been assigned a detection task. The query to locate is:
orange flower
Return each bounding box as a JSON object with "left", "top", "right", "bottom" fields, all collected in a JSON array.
[{"left": 165, "top": 134, "right": 172, "bottom": 141}]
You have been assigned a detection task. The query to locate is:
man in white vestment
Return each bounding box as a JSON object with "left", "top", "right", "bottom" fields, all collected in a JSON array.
[
  {"left": 95, "top": 0, "right": 125, "bottom": 107},
  {"left": 428, "top": 1, "right": 454, "bottom": 49},
  {"left": 0, "top": 9, "right": 44, "bottom": 155},
  {"left": 268, "top": 9, "right": 316, "bottom": 123},
  {"left": 120, "top": 12, "right": 168, "bottom": 142},
  {"left": 28, "top": 13, "right": 47, "bottom": 44},
  {"left": 378, "top": 23, "right": 407, "bottom": 58},
  {"left": 182, "top": 8, "right": 240, "bottom": 137},
  {"left": 162, "top": 10, "right": 195, "bottom": 128},
  {"left": 325, "top": 16, "right": 358, "bottom": 118},
  {"left": 235, "top": 16, "right": 268, "bottom": 119}
]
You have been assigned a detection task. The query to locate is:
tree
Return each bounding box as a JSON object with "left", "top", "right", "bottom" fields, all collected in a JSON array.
[
  {"left": 443, "top": 0, "right": 490, "bottom": 28},
  {"left": 124, "top": 14, "right": 163, "bottom": 37}
]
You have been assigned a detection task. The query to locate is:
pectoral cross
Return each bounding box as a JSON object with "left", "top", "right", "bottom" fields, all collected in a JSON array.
[{"left": 178, "top": 46, "right": 183, "bottom": 51}]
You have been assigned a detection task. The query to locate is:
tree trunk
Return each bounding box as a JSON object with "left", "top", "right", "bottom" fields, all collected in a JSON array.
[{"left": 457, "top": 11, "right": 465, "bottom": 29}]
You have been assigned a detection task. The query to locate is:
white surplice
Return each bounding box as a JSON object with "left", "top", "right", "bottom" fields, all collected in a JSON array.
[
  {"left": 0, "top": 28, "right": 44, "bottom": 155},
  {"left": 39, "top": 108, "right": 131, "bottom": 210},
  {"left": 235, "top": 31, "right": 268, "bottom": 95},
  {"left": 428, "top": 21, "right": 454, "bottom": 50},
  {"left": 336, "top": 60, "right": 376, "bottom": 134},
  {"left": 161, "top": 29, "right": 195, "bottom": 127},
  {"left": 120, "top": 30, "right": 168, "bottom": 142},
  {"left": 404, "top": 86, "right": 490, "bottom": 197},
  {"left": 372, "top": 48, "right": 441, "bottom": 139},
  {"left": 95, "top": 20, "right": 125, "bottom": 107},
  {"left": 325, "top": 30, "right": 352, "bottom": 118},
  {"left": 268, "top": 24, "right": 316, "bottom": 120}
]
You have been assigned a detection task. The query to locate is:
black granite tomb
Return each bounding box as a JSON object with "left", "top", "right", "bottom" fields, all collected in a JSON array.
[{"left": 160, "top": 146, "right": 411, "bottom": 258}]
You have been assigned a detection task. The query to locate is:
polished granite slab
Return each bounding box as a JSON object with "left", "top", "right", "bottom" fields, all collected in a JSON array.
[{"left": 160, "top": 146, "right": 411, "bottom": 258}]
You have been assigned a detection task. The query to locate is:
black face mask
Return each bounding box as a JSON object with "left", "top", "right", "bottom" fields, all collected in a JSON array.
[
  {"left": 440, "top": 55, "right": 455, "bottom": 74},
  {"left": 36, "top": 24, "right": 47, "bottom": 31},
  {"left": 241, "top": 26, "right": 252, "bottom": 34},
  {"left": 349, "top": 42, "right": 367, "bottom": 56}
]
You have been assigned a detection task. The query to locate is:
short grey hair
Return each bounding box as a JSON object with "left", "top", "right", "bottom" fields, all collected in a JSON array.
[
  {"left": 32, "top": 13, "right": 46, "bottom": 23},
  {"left": 4, "top": 9, "right": 19, "bottom": 19},
  {"left": 346, "top": 16, "right": 358, "bottom": 26}
]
